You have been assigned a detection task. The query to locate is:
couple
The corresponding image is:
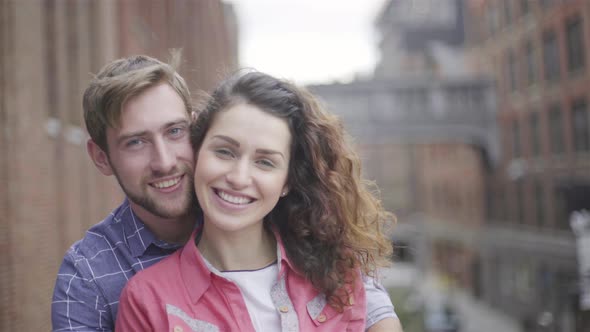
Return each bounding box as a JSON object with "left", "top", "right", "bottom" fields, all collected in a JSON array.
[{"left": 51, "top": 55, "right": 402, "bottom": 332}]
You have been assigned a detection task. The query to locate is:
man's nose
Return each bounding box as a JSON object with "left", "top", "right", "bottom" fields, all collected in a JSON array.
[{"left": 151, "top": 139, "right": 176, "bottom": 173}]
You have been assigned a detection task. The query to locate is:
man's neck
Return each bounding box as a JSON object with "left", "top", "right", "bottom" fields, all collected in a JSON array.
[{"left": 128, "top": 203, "right": 196, "bottom": 245}]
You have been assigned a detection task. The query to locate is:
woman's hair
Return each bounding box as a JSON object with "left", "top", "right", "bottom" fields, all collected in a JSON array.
[{"left": 191, "top": 71, "right": 394, "bottom": 311}]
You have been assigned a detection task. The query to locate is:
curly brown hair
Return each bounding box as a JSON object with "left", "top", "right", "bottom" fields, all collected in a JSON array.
[{"left": 191, "top": 71, "right": 394, "bottom": 311}]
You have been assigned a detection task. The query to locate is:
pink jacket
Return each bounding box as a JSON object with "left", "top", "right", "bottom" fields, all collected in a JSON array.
[{"left": 116, "top": 229, "right": 366, "bottom": 331}]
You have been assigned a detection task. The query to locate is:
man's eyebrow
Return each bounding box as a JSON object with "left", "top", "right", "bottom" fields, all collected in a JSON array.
[{"left": 117, "top": 119, "right": 189, "bottom": 145}]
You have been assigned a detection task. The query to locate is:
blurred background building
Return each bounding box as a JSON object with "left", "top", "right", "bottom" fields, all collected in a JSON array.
[
  {"left": 0, "top": 0, "right": 237, "bottom": 330},
  {"left": 311, "top": 0, "right": 590, "bottom": 331}
]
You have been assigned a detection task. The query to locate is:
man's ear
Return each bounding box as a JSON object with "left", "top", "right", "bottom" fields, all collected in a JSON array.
[
  {"left": 191, "top": 110, "right": 199, "bottom": 122},
  {"left": 87, "top": 139, "right": 114, "bottom": 176}
]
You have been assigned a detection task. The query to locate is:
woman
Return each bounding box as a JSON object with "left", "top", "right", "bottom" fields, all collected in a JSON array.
[{"left": 116, "top": 71, "right": 395, "bottom": 331}]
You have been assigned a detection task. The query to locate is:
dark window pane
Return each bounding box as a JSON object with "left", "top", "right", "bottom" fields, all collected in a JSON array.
[
  {"left": 525, "top": 41, "right": 536, "bottom": 85},
  {"left": 535, "top": 182, "right": 545, "bottom": 227},
  {"left": 513, "top": 120, "right": 521, "bottom": 158},
  {"left": 566, "top": 15, "right": 585, "bottom": 73},
  {"left": 516, "top": 181, "right": 525, "bottom": 224},
  {"left": 530, "top": 112, "right": 541, "bottom": 156},
  {"left": 504, "top": 0, "right": 512, "bottom": 26},
  {"left": 508, "top": 49, "right": 518, "bottom": 91},
  {"left": 543, "top": 30, "right": 560, "bottom": 82},
  {"left": 549, "top": 104, "right": 564, "bottom": 154},
  {"left": 572, "top": 99, "right": 589, "bottom": 152},
  {"left": 520, "top": 0, "right": 529, "bottom": 16}
]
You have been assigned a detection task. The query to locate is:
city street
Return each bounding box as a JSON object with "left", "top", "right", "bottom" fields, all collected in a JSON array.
[{"left": 380, "top": 264, "right": 522, "bottom": 332}]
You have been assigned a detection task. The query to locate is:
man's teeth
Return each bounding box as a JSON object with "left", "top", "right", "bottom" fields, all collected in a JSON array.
[
  {"left": 153, "top": 177, "right": 181, "bottom": 189},
  {"left": 218, "top": 191, "right": 252, "bottom": 205}
]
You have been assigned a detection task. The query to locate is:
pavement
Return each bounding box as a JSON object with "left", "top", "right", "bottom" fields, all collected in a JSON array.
[{"left": 378, "top": 264, "right": 523, "bottom": 332}]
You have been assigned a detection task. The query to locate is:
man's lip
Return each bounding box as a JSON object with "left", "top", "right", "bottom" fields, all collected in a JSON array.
[
  {"left": 149, "top": 174, "right": 184, "bottom": 185},
  {"left": 149, "top": 174, "right": 185, "bottom": 190}
]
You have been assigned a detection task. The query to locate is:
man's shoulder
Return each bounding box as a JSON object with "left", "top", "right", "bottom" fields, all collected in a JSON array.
[{"left": 63, "top": 203, "right": 129, "bottom": 264}]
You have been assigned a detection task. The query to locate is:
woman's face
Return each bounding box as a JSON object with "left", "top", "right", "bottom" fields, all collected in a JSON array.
[{"left": 194, "top": 103, "right": 291, "bottom": 234}]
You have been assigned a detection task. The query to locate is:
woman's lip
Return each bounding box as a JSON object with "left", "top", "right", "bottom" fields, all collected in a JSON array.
[
  {"left": 213, "top": 188, "right": 256, "bottom": 201},
  {"left": 211, "top": 188, "right": 256, "bottom": 210}
]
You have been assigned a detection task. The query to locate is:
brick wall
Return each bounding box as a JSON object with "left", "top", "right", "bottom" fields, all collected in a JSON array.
[{"left": 0, "top": 1, "right": 237, "bottom": 330}]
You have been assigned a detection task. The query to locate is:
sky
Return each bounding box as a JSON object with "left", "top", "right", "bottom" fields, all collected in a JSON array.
[{"left": 225, "top": 0, "right": 388, "bottom": 85}]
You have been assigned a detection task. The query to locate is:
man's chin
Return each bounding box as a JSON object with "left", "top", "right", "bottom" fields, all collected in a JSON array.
[{"left": 149, "top": 204, "right": 191, "bottom": 219}]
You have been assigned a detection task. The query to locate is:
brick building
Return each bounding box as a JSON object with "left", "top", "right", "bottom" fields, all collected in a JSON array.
[
  {"left": 0, "top": 1, "right": 237, "bottom": 330},
  {"left": 465, "top": 0, "right": 590, "bottom": 331}
]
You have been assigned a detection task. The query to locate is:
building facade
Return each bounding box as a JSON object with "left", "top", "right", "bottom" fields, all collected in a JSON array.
[
  {"left": 0, "top": 1, "right": 237, "bottom": 330},
  {"left": 309, "top": 76, "right": 497, "bottom": 285},
  {"left": 465, "top": 0, "right": 590, "bottom": 331}
]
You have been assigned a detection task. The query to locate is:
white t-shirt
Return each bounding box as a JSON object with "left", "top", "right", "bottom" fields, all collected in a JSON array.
[{"left": 222, "top": 263, "right": 281, "bottom": 332}]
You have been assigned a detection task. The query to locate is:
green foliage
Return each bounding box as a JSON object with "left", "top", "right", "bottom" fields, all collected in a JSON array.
[{"left": 388, "top": 286, "right": 425, "bottom": 332}]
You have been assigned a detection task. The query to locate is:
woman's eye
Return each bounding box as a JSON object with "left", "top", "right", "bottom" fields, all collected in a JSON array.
[
  {"left": 257, "top": 159, "right": 275, "bottom": 168},
  {"left": 214, "top": 149, "right": 234, "bottom": 158}
]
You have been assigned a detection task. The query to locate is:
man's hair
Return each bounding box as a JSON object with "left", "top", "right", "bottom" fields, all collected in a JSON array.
[{"left": 83, "top": 54, "right": 193, "bottom": 152}]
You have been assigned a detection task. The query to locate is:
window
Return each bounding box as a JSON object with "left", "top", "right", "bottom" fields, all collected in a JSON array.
[
  {"left": 566, "top": 15, "right": 585, "bottom": 73},
  {"left": 524, "top": 40, "right": 536, "bottom": 85},
  {"left": 540, "top": 0, "right": 554, "bottom": 9},
  {"left": 487, "top": 5, "right": 500, "bottom": 36},
  {"left": 535, "top": 182, "right": 545, "bottom": 227},
  {"left": 512, "top": 120, "right": 522, "bottom": 158},
  {"left": 504, "top": 0, "right": 512, "bottom": 26},
  {"left": 516, "top": 181, "right": 525, "bottom": 224},
  {"left": 530, "top": 112, "right": 541, "bottom": 156},
  {"left": 520, "top": 0, "right": 529, "bottom": 16},
  {"left": 549, "top": 104, "right": 564, "bottom": 154},
  {"left": 507, "top": 49, "right": 518, "bottom": 92},
  {"left": 572, "top": 99, "right": 589, "bottom": 152},
  {"left": 542, "top": 30, "right": 560, "bottom": 82}
]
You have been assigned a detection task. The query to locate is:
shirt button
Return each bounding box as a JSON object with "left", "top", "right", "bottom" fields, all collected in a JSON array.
[
  {"left": 317, "top": 313, "right": 327, "bottom": 323},
  {"left": 173, "top": 326, "right": 183, "bottom": 332},
  {"left": 279, "top": 305, "right": 289, "bottom": 313},
  {"left": 348, "top": 295, "right": 355, "bottom": 305}
]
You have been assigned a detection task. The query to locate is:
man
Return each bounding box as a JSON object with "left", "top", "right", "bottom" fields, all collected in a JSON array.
[{"left": 51, "top": 55, "right": 403, "bottom": 332}]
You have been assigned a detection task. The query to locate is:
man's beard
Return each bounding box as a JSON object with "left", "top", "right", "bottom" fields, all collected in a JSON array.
[{"left": 113, "top": 166, "right": 197, "bottom": 219}]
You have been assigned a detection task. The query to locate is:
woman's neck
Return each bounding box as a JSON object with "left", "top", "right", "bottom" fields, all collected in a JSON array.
[{"left": 197, "top": 224, "right": 276, "bottom": 272}]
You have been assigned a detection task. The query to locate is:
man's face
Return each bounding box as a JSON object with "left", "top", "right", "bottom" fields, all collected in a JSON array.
[{"left": 104, "top": 83, "right": 195, "bottom": 220}]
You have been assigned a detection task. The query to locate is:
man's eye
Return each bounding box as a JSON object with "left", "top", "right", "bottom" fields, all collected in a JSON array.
[
  {"left": 168, "top": 127, "right": 185, "bottom": 137},
  {"left": 126, "top": 139, "right": 143, "bottom": 147}
]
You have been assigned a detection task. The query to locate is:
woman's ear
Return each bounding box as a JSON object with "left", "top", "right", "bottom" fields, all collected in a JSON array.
[
  {"left": 87, "top": 139, "right": 114, "bottom": 176},
  {"left": 280, "top": 186, "right": 289, "bottom": 197}
]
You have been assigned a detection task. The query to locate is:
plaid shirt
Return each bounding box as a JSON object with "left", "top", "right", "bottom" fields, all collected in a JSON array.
[{"left": 51, "top": 199, "right": 396, "bottom": 331}]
